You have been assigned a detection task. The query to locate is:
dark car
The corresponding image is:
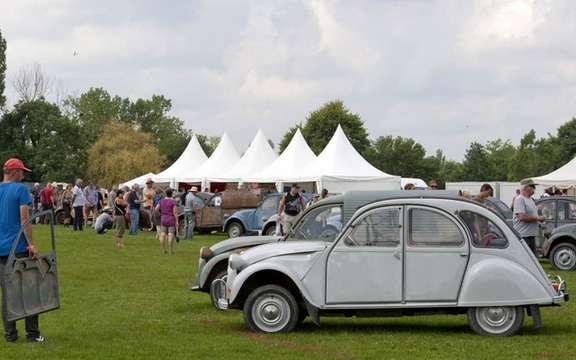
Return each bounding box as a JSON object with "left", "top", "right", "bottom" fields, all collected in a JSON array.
[{"left": 538, "top": 197, "right": 576, "bottom": 270}]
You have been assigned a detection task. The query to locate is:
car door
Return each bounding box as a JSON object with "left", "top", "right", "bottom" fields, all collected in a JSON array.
[
  {"left": 249, "top": 196, "right": 278, "bottom": 232},
  {"left": 557, "top": 199, "right": 576, "bottom": 228},
  {"left": 326, "top": 206, "right": 403, "bottom": 304},
  {"left": 404, "top": 206, "right": 469, "bottom": 302},
  {"left": 537, "top": 199, "right": 557, "bottom": 235},
  {"left": 199, "top": 195, "right": 222, "bottom": 228}
]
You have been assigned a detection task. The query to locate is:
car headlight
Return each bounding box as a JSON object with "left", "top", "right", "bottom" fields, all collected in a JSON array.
[
  {"left": 200, "top": 247, "right": 214, "bottom": 260},
  {"left": 229, "top": 253, "right": 247, "bottom": 271}
]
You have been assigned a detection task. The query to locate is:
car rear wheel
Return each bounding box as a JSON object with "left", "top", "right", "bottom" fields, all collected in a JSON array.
[
  {"left": 550, "top": 242, "right": 576, "bottom": 271},
  {"left": 227, "top": 222, "right": 243, "bottom": 238},
  {"left": 468, "top": 306, "right": 524, "bottom": 336},
  {"left": 243, "top": 285, "right": 299, "bottom": 333}
]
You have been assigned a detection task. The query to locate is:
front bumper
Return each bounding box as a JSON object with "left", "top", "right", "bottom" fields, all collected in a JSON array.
[{"left": 551, "top": 275, "right": 569, "bottom": 304}]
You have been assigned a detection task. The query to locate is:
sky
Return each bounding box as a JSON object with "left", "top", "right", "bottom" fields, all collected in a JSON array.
[{"left": 1, "top": 0, "right": 575, "bottom": 160}]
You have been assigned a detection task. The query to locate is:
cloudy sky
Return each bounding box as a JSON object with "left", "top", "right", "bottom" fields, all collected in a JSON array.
[{"left": 1, "top": 0, "right": 575, "bottom": 160}]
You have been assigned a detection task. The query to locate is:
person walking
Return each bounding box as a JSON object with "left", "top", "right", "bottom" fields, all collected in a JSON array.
[
  {"left": 513, "top": 179, "right": 545, "bottom": 255},
  {"left": 31, "top": 182, "right": 41, "bottom": 223},
  {"left": 113, "top": 189, "right": 128, "bottom": 248},
  {"left": 155, "top": 188, "right": 178, "bottom": 255},
  {"left": 60, "top": 184, "right": 73, "bottom": 227},
  {"left": 277, "top": 184, "right": 306, "bottom": 235},
  {"left": 143, "top": 179, "right": 155, "bottom": 232},
  {"left": 0, "top": 158, "right": 45, "bottom": 343},
  {"left": 72, "top": 179, "right": 86, "bottom": 231},
  {"left": 83, "top": 182, "right": 98, "bottom": 227},
  {"left": 127, "top": 184, "right": 141, "bottom": 236},
  {"left": 39, "top": 182, "right": 55, "bottom": 224},
  {"left": 183, "top": 186, "right": 204, "bottom": 240}
]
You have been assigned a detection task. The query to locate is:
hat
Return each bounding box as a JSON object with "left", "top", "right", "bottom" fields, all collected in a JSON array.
[
  {"left": 520, "top": 179, "right": 537, "bottom": 187},
  {"left": 190, "top": 186, "right": 198, "bottom": 192},
  {"left": 3, "top": 158, "right": 31, "bottom": 172},
  {"left": 146, "top": 178, "right": 153, "bottom": 184}
]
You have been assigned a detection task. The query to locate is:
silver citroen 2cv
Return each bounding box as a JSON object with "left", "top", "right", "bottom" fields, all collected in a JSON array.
[{"left": 215, "top": 191, "right": 568, "bottom": 336}]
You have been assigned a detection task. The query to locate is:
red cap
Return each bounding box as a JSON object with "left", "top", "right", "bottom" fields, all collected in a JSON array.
[{"left": 3, "top": 158, "right": 32, "bottom": 172}]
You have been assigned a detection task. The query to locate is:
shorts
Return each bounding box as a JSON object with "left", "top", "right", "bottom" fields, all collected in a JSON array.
[
  {"left": 114, "top": 216, "right": 126, "bottom": 237},
  {"left": 159, "top": 225, "right": 176, "bottom": 234}
]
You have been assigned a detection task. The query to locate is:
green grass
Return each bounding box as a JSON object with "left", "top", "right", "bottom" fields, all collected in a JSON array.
[{"left": 1, "top": 226, "right": 576, "bottom": 359}]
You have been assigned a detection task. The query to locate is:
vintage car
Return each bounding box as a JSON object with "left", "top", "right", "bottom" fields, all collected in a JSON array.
[
  {"left": 223, "top": 193, "right": 282, "bottom": 238},
  {"left": 539, "top": 197, "right": 576, "bottom": 270},
  {"left": 215, "top": 191, "right": 568, "bottom": 336}
]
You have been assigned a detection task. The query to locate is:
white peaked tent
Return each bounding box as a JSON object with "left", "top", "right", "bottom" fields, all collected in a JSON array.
[
  {"left": 120, "top": 172, "right": 155, "bottom": 189},
  {"left": 244, "top": 128, "right": 317, "bottom": 184},
  {"left": 283, "top": 125, "right": 401, "bottom": 193},
  {"left": 179, "top": 133, "right": 241, "bottom": 187},
  {"left": 215, "top": 129, "right": 278, "bottom": 181},
  {"left": 531, "top": 157, "right": 576, "bottom": 188},
  {"left": 152, "top": 135, "right": 208, "bottom": 185}
]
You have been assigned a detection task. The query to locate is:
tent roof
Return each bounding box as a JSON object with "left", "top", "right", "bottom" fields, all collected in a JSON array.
[
  {"left": 532, "top": 157, "right": 576, "bottom": 187},
  {"left": 244, "top": 128, "right": 317, "bottom": 182},
  {"left": 120, "top": 172, "right": 155, "bottom": 188},
  {"left": 152, "top": 135, "right": 207, "bottom": 183},
  {"left": 179, "top": 133, "right": 241, "bottom": 182},
  {"left": 216, "top": 129, "right": 277, "bottom": 181},
  {"left": 285, "top": 125, "right": 399, "bottom": 182}
]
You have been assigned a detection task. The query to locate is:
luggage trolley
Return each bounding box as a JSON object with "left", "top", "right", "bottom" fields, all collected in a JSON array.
[{"left": 1, "top": 210, "right": 60, "bottom": 322}]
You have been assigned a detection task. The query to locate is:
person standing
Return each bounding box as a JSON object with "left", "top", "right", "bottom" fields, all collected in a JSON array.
[
  {"left": 83, "top": 182, "right": 98, "bottom": 227},
  {"left": 474, "top": 184, "right": 494, "bottom": 205},
  {"left": 108, "top": 186, "right": 117, "bottom": 208},
  {"left": 511, "top": 189, "right": 521, "bottom": 211},
  {"left": 143, "top": 179, "right": 155, "bottom": 231},
  {"left": 31, "top": 183, "right": 41, "bottom": 222},
  {"left": 277, "top": 184, "right": 306, "bottom": 235},
  {"left": 127, "top": 184, "right": 141, "bottom": 236},
  {"left": 72, "top": 179, "right": 86, "bottom": 231},
  {"left": 184, "top": 186, "right": 204, "bottom": 240},
  {"left": 155, "top": 188, "right": 178, "bottom": 255},
  {"left": 113, "top": 189, "right": 128, "bottom": 248},
  {"left": 0, "top": 158, "right": 45, "bottom": 343},
  {"left": 152, "top": 188, "right": 164, "bottom": 240},
  {"left": 513, "top": 179, "right": 545, "bottom": 255},
  {"left": 39, "top": 182, "right": 55, "bottom": 224},
  {"left": 60, "top": 184, "right": 73, "bottom": 227},
  {"left": 428, "top": 180, "right": 439, "bottom": 190}
]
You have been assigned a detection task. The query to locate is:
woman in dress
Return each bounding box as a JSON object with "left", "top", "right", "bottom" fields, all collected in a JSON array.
[
  {"left": 113, "top": 189, "right": 128, "bottom": 248},
  {"left": 155, "top": 188, "right": 178, "bottom": 255}
]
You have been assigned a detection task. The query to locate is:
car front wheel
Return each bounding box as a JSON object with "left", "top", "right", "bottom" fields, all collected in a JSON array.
[
  {"left": 550, "top": 242, "right": 576, "bottom": 271},
  {"left": 243, "top": 285, "right": 299, "bottom": 333},
  {"left": 264, "top": 224, "right": 277, "bottom": 236},
  {"left": 227, "top": 222, "right": 243, "bottom": 238},
  {"left": 468, "top": 306, "right": 524, "bottom": 336}
]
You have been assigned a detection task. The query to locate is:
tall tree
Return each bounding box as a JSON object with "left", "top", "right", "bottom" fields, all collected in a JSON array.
[
  {"left": 508, "top": 130, "right": 538, "bottom": 181},
  {"left": 0, "top": 99, "right": 84, "bottom": 182},
  {"left": 278, "top": 125, "right": 301, "bottom": 154},
  {"left": 0, "top": 28, "right": 6, "bottom": 109},
  {"left": 367, "top": 135, "right": 430, "bottom": 179},
  {"left": 86, "top": 122, "right": 164, "bottom": 188},
  {"left": 484, "top": 139, "right": 515, "bottom": 181},
  {"left": 461, "top": 142, "right": 491, "bottom": 181},
  {"left": 196, "top": 134, "right": 220, "bottom": 157},
  {"left": 13, "top": 63, "right": 51, "bottom": 102},
  {"left": 556, "top": 117, "right": 576, "bottom": 165}
]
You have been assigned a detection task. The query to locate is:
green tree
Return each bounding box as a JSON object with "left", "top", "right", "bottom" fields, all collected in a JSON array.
[
  {"left": 0, "top": 99, "right": 85, "bottom": 182},
  {"left": 461, "top": 142, "right": 491, "bottom": 181},
  {"left": 86, "top": 122, "right": 164, "bottom": 188},
  {"left": 196, "top": 134, "right": 220, "bottom": 157},
  {"left": 484, "top": 139, "right": 515, "bottom": 181},
  {"left": 278, "top": 124, "right": 301, "bottom": 153},
  {"left": 367, "top": 135, "right": 430, "bottom": 179},
  {"left": 0, "top": 28, "right": 6, "bottom": 109},
  {"left": 508, "top": 130, "right": 538, "bottom": 181},
  {"left": 556, "top": 117, "right": 576, "bottom": 165}
]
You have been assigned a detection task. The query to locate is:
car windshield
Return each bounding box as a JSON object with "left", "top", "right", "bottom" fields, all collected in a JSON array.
[{"left": 287, "top": 205, "right": 343, "bottom": 242}]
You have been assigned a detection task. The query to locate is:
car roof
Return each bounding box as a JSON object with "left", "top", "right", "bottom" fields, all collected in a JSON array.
[{"left": 536, "top": 196, "right": 576, "bottom": 202}]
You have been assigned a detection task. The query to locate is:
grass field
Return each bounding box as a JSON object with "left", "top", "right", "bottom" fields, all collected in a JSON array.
[{"left": 1, "top": 225, "right": 576, "bottom": 359}]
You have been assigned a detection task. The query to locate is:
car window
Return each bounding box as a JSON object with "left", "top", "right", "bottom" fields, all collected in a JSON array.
[
  {"left": 459, "top": 211, "right": 508, "bottom": 249},
  {"left": 209, "top": 195, "right": 222, "bottom": 207},
  {"left": 409, "top": 208, "right": 464, "bottom": 247},
  {"left": 290, "top": 205, "right": 342, "bottom": 242},
  {"left": 260, "top": 196, "right": 277, "bottom": 210},
  {"left": 538, "top": 201, "right": 556, "bottom": 221},
  {"left": 345, "top": 207, "right": 401, "bottom": 247},
  {"left": 558, "top": 200, "right": 576, "bottom": 221}
]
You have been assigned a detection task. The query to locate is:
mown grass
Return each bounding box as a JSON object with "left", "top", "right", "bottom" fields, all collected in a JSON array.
[{"left": 1, "top": 226, "right": 575, "bottom": 359}]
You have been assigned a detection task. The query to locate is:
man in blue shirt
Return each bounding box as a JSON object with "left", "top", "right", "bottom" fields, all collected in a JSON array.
[{"left": 0, "top": 158, "right": 44, "bottom": 343}]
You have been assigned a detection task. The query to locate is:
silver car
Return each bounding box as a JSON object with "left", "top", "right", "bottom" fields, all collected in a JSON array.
[{"left": 216, "top": 191, "right": 568, "bottom": 336}]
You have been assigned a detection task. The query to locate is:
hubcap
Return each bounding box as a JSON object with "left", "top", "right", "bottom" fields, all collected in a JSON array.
[
  {"left": 252, "top": 294, "right": 290, "bottom": 332},
  {"left": 229, "top": 225, "right": 241, "bottom": 238},
  {"left": 554, "top": 247, "right": 576, "bottom": 270},
  {"left": 476, "top": 307, "right": 516, "bottom": 334}
]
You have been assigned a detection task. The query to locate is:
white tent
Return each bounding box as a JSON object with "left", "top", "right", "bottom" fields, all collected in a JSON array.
[
  {"left": 244, "top": 128, "right": 317, "bottom": 184},
  {"left": 532, "top": 157, "right": 576, "bottom": 188},
  {"left": 179, "top": 133, "right": 241, "bottom": 188},
  {"left": 120, "top": 172, "right": 155, "bottom": 189},
  {"left": 152, "top": 135, "right": 208, "bottom": 185},
  {"left": 283, "top": 125, "right": 401, "bottom": 193},
  {"left": 214, "top": 129, "right": 277, "bottom": 181}
]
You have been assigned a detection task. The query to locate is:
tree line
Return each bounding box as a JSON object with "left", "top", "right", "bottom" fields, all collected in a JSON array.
[{"left": 1, "top": 28, "right": 575, "bottom": 188}]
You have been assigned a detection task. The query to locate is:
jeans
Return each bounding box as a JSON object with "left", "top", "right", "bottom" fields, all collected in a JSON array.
[
  {"left": 184, "top": 212, "right": 195, "bottom": 240},
  {"left": 1, "top": 254, "right": 40, "bottom": 342},
  {"left": 73, "top": 206, "right": 84, "bottom": 231},
  {"left": 129, "top": 208, "right": 140, "bottom": 235}
]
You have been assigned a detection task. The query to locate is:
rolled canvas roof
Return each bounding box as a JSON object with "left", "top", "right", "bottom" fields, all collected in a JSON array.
[
  {"left": 152, "top": 135, "right": 207, "bottom": 183},
  {"left": 532, "top": 157, "right": 576, "bottom": 187},
  {"left": 244, "top": 128, "right": 317, "bottom": 183},
  {"left": 179, "top": 133, "right": 241, "bottom": 182},
  {"left": 213, "top": 129, "right": 277, "bottom": 181}
]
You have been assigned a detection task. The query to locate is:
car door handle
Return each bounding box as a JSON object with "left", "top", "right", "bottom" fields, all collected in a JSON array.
[
  {"left": 393, "top": 250, "right": 402, "bottom": 260},
  {"left": 460, "top": 252, "right": 468, "bottom": 257}
]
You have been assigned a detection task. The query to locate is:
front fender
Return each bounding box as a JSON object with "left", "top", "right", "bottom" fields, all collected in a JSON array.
[
  {"left": 229, "top": 261, "right": 318, "bottom": 307},
  {"left": 198, "top": 252, "right": 232, "bottom": 289},
  {"left": 223, "top": 215, "right": 249, "bottom": 232},
  {"left": 459, "top": 256, "right": 554, "bottom": 307}
]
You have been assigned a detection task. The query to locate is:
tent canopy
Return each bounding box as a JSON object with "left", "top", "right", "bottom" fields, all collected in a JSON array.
[
  {"left": 214, "top": 129, "right": 277, "bottom": 181},
  {"left": 244, "top": 128, "right": 317, "bottom": 183},
  {"left": 532, "top": 157, "right": 576, "bottom": 188},
  {"left": 179, "top": 133, "right": 241, "bottom": 183},
  {"left": 152, "top": 135, "right": 207, "bottom": 183},
  {"left": 120, "top": 173, "right": 155, "bottom": 189}
]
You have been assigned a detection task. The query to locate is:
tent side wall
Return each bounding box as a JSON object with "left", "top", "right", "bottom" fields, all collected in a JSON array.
[{"left": 319, "top": 177, "right": 401, "bottom": 194}]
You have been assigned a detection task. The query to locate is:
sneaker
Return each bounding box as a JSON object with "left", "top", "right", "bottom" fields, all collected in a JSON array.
[{"left": 27, "top": 335, "right": 45, "bottom": 343}]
